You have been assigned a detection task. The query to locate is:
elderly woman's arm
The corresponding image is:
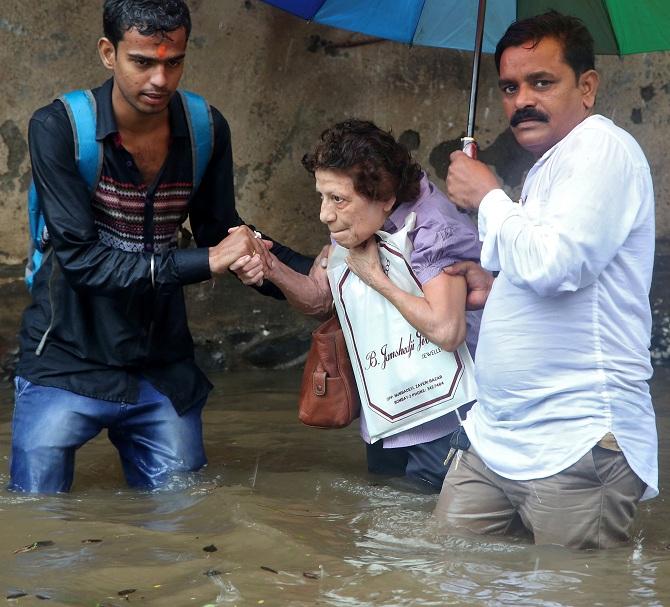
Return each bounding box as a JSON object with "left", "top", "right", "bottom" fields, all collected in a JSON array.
[
  {"left": 346, "top": 238, "right": 467, "bottom": 352},
  {"left": 231, "top": 244, "right": 334, "bottom": 320}
]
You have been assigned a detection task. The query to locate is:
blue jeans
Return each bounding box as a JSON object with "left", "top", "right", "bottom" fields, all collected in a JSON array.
[
  {"left": 9, "top": 377, "right": 207, "bottom": 493},
  {"left": 366, "top": 433, "right": 453, "bottom": 492}
]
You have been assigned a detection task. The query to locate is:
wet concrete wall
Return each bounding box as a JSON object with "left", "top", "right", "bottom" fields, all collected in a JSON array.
[{"left": 2, "top": 0, "right": 670, "bottom": 368}]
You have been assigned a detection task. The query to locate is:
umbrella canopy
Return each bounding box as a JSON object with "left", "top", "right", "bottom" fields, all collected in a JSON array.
[
  {"left": 260, "top": 0, "right": 670, "bottom": 152},
  {"left": 261, "top": 0, "right": 670, "bottom": 55}
]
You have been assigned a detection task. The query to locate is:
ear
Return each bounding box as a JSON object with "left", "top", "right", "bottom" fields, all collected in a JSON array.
[
  {"left": 382, "top": 195, "right": 396, "bottom": 214},
  {"left": 98, "top": 37, "right": 116, "bottom": 71},
  {"left": 579, "top": 69, "right": 600, "bottom": 110}
]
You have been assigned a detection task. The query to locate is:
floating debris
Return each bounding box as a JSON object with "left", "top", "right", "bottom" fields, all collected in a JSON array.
[
  {"left": 81, "top": 538, "right": 103, "bottom": 544},
  {"left": 13, "top": 540, "right": 55, "bottom": 554},
  {"left": 204, "top": 569, "right": 222, "bottom": 577},
  {"left": 7, "top": 591, "right": 28, "bottom": 599},
  {"left": 202, "top": 544, "right": 218, "bottom": 553},
  {"left": 117, "top": 588, "right": 136, "bottom": 597},
  {"left": 303, "top": 571, "right": 320, "bottom": 579},
  {"left": 35, "top": 594, "right": 51, "bottom": 600},
  {"left": 260, "top": 565, "right": 278, "bottom": 574}
]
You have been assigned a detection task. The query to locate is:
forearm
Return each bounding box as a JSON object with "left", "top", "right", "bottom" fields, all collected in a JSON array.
[
  {"left": 372, "top": 276, "right": 466, "bottom": 352},
  {"left": 266, "top": 258, "right": 333, "bottom": 320}
]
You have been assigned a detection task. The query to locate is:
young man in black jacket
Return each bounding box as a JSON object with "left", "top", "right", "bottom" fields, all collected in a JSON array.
[{"left": 11, "top": 0, "right": 310, "bottom": 493}]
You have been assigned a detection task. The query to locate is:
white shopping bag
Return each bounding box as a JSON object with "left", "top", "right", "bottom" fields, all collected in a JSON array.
[{"left": 327, "top": 212, "right": 477, "bottom": 443}]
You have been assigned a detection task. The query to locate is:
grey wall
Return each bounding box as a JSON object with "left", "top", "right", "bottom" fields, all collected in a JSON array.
[
  {"left": 2, "top": 0, "right": 670, "bottom": 266},
  {"left": 3, "top": 0, "right": 670, "bottom": 367}
]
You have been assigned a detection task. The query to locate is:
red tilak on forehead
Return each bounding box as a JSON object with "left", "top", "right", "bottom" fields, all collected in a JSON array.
[{"left": 157, "top": 43, "right": 168, "bottom": 59}]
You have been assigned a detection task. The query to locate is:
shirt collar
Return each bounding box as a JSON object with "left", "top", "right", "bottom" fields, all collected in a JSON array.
[
  {"left": 94, "top": 78, "right": 189, "bottom": 141},
  {"left": 533, "top": 114, "right": 602, "bottom": 168}
]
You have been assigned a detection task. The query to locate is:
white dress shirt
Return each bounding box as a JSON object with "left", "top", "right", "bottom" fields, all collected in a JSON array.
[{"left": 464, "top": 115, "right": 658, "bottom": 499}]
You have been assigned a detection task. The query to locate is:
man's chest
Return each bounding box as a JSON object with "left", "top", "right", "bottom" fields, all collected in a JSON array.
[
  {"left": 119, "top": 128, "right": 171, "bottom": 185},
  {"left": 94, "top": 137, "right": 193, "bottom": 253}
]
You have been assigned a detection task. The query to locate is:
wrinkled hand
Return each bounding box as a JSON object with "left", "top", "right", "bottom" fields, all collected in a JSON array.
[
  {"left": 443, "top": 261, "right": 494, "bottom": 310},
  {"left": 446, "top": 151, "right": 500, "bottom": 212},
  {"left": 307, "top": 244, "right": 331, "bottom": 299},
  {"left": 230, "top": 250, "right": 268, "bottom": 286},
  {"left": 345, "top": 237, "right": 386, "bottom": 288},
  {"left": 209, "top": 225, "right": 272, "bottom": 276}
]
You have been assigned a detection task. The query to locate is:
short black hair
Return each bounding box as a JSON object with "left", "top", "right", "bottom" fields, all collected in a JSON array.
[
  {"left": 302, "top": 119, "right": 423, "bottom": 205},
  {"left": 103, "top": 0, "right": 191, "bottom": 48},
  {"left": 494, "top": 10, "right": 595, "bottom": 79}
]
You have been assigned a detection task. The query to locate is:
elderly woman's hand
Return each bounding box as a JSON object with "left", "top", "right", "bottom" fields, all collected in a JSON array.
[
  {"left": 230, "top": 251, "right": 267, "bottom": 286},
  {"left": 345, "top": 237, "right": 388, "bottom": 289}
]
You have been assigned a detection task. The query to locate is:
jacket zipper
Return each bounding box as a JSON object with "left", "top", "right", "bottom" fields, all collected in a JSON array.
[{"left": 35, "top": 249, "right": 58, "bottom": 356}]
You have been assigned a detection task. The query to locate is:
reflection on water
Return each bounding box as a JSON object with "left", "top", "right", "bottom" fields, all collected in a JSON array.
[{"left": 0, "top": 368, "right": 668, "bottom": 606}]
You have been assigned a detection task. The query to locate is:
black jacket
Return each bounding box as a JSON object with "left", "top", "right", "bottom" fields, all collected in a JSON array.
[{"left": 17, "top": 79, "right": 312, "bottom": 413}]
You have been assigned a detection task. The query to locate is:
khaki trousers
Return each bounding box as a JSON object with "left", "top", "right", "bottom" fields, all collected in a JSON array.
[{"left": 434, "top": 446, "right": 645, "bottom": 549}]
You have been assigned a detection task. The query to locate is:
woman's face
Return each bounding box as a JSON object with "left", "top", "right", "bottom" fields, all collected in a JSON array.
[{"left": 316, "top": 169, "right": 395, "bottom": 249}]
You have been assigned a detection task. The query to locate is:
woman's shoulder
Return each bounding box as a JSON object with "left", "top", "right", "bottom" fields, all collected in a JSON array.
[{"left": 410, "top": 178, "right": 477, "bottom": 237}]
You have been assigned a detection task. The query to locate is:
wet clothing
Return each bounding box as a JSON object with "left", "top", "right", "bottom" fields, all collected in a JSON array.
[
  {"left": 10, "top": 377, "right": 207, "bottom": 492},
  {"left": 436, "top": 446, "right": 645, "bottom": 549},
  {"left": 465, "top": 115, "right": 657, "bottom": 500},
  {"left": 359, "top": 175, "right": 482, "bottom": 488},
  {"left": 12, "top": 79, "right": 311, "bottom": 492},
  {"left": 360, "top": 175, "right": 482, "bottom": 450},
  {"left": 436, "top": 115, "right": 656, "bottom": 545},
  {"left": 17, "top": 78, "right": 311, "bottom": 414},
  {"left": 366, "top": 434, "right": 454, "bottom": 492}
]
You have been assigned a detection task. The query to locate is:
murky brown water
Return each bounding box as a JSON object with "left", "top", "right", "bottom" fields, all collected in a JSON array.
[{"left": 0, "top": 367, "right": 669, "bottom": 607}]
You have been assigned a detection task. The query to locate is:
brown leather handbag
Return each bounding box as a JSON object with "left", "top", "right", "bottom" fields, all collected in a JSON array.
[{"left": 298, "top": 314, "right": 361, "bottom": 428}]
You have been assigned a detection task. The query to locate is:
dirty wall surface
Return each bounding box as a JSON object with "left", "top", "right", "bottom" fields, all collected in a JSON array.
[{"left": 2, "top": 0, "right": 670, "bottom": 366}]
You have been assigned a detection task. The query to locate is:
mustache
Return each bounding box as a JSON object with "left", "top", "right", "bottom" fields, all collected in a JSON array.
[{"left": 510, "top": 108, "right": 549, "bottom": 127}]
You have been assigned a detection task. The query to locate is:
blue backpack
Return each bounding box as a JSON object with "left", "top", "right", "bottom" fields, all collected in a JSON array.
[{"left": 26, "top": 88, "right": 214, "bottom": 290}]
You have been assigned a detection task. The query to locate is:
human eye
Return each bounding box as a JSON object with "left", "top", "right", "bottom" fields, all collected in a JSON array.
[
  {"left": 131, "top": 56, "right": 150, "bottom": 67},
  {"left": 499, "top": 83, "right": 517, "bottom": 95},
  {"left": 168, "top": 58, "right": 184, "bottom": 68},
  {"left": 534, "top": 79, "right": 553, "bottom": 89}
]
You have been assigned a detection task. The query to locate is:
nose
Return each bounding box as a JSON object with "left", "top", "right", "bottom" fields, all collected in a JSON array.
[
  {"left": 319, "top": 199, "right": 336, "bottom": 225},
  {"left": 515, "top": 83, "right": 535, "bottom": 108},
  {"left": 150, "top": 64, "right": 168, "bottom": 89}
]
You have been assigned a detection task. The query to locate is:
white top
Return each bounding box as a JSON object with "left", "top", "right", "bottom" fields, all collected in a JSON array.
[{"left": 464, "top": 115, "right": 658, "bottom": 500}]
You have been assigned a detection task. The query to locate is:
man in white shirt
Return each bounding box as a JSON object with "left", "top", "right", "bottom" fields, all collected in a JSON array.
[{"left": 435, "top": 11, "right": 657, "bottom": 549}]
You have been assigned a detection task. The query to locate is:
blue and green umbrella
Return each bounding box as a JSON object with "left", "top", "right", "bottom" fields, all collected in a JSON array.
[{"left": 260, "top": 0, "right": 670, "bottom": 150}]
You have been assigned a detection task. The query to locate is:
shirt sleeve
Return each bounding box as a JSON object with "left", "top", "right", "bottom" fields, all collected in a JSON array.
[
  {"left": 478, "top": 126, "right": 651, "bottom": 297},
  {"left": 409, "top": 215, "right": 482, "bottom": 285}
]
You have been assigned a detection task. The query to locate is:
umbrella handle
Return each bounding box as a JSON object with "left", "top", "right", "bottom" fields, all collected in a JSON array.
[{"left": 461, "top": 136, "right": 478, "bottom": 160}]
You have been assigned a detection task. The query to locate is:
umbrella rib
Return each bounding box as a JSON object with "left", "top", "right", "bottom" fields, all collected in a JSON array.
[
  {"left": 308, "top": 0, "right": 330, "bottom": 22},
  {"left": 408, "top": 0, "right": 428, "bottom": 46}
]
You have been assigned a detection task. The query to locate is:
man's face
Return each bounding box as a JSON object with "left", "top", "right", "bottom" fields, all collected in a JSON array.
[
  {"left": 99, "top": 26, "right": 187, "bottom": 117},
  {"left": 498, "top": 36, "right": 598, "bottom": 157}
]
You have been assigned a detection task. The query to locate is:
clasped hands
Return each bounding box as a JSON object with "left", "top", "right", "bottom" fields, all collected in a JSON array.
[{"left": 208, "top": 225, "right": 273, "bottom": 280}]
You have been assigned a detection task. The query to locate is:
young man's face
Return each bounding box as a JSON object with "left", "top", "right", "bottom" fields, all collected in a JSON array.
[
  {"left": 99, "top": 26, "right": 187, "bottom": 116},
  {"left": 497, "top": 36, "right": 598, "bottom": 157}
]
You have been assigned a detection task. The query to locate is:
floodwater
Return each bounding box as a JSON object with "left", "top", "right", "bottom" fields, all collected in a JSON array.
[{"left": 0, "top": 367, "right": 668, "bottom": 607}]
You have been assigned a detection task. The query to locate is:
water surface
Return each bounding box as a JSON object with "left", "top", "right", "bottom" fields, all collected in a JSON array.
[{"left": 0, "top": 368, "right": 668, "bottom": 606}]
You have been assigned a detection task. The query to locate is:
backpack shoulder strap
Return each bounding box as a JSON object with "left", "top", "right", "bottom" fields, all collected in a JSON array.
[
  {"left": 25, "top": 90, "right": 102, "bottom": 290},
  {"left": 59, "top": 89, "right": 103, "bottom": 193},
  {"left": 177, "top": 90, "right": 214, "bottom": 193}
]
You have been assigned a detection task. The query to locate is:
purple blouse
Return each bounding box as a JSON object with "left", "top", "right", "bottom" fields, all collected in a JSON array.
[{"left": 359, "top": 174, "right": 482, "bottom": 448}]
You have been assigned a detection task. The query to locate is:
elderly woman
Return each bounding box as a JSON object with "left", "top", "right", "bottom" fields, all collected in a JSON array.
[{"left": 234, "top": 120, "right": 481, "bottom": 492}]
